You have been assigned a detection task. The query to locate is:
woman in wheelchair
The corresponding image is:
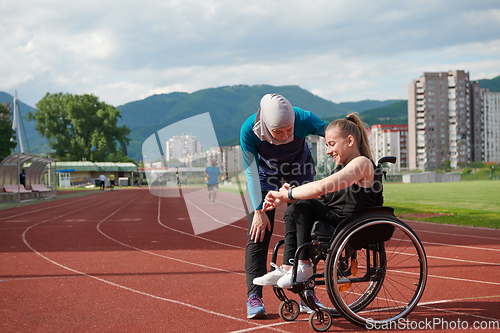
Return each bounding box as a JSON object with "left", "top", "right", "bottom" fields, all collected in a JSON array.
[
  {"left": 255, "top": 113, "right": 377, "bottom": 288},
  {"left": 254, "top": 113, "right": 427, "bottom": 331}
]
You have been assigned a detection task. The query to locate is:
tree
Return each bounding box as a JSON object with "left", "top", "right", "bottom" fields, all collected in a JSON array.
[
  {"left": 0, "top": 103, "right": 17, "bottom": 161},
  {"left": 27, "top": 93, "right": 130, "bottom": 161}
]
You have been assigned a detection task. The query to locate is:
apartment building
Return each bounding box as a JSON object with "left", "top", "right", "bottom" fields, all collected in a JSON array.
[
  {"left": 165, "top": 134, "right": 204, "bottom": 161},
  {"left": 408, "top": 70, "right": 477, "bottom": 170},
  {"left": 482, "top": 89, "right": 500, "bottom": 163},
  {"left": 368, "top": 124, "right": 408, "bottom": 172}
]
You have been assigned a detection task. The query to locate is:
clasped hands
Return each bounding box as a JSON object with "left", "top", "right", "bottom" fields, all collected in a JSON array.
[{"left": 262, "top": 183, "right": 294, "bottom": 212}]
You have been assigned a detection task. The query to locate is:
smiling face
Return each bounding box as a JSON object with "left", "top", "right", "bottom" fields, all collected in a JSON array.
[
  {"left": 270, "top": 125, "right": 294, "bottom": 142},
  {"left": 325, "top": 126, "right": 357, "bottom": 166}
]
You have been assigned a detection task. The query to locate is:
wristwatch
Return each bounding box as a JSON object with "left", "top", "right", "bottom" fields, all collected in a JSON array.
[{"left": 288, "top": 185, "right": 296, "bottom": 200}]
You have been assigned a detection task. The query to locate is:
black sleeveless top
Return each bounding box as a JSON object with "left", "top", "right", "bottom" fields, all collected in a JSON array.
[{"left": 323, "top": 159, "right": 379, "bottom": 220}]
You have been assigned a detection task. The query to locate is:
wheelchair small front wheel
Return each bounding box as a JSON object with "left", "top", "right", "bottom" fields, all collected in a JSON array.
[
  {"left": 278, "top": 299, "right": 300, "bottom": 321},
  {"left": 309, "top": 309, "right": 332, "bottom": 332}
]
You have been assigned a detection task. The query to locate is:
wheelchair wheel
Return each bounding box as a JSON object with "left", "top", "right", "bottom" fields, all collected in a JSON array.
[
  {"left": 325, "top": 217, "right": 427, "bottom": 327},
  {"left": 278, "top": 299, "right": 300, "bottom": 321},
  {"left": 309, "top": 309, "right": 333, "bottom": 332}
]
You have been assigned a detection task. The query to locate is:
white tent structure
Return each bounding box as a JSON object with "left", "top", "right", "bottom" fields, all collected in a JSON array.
[{"left": 0, "top": 153, "right": 59, "bottom": 202}]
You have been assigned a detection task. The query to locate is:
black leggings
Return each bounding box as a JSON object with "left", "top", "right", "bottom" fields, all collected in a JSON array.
[
  {"left": 245, "top": 191, "right": 276, "bottom": 298},
  {"left": 283, "top": 199, "right": 340, "bottom": 262}
]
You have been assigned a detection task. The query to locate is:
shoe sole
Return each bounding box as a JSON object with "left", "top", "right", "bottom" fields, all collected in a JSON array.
[
  {"left": 252, "top": 278, "right": 280, "bottom": 286},
  {"left": 247, "top": 311, "right": 267, "bottom": 319}
]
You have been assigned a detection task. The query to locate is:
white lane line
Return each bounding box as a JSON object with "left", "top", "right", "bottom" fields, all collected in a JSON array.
[
  {"left": 228, "top": 320, "right": 303, "bottom": 333},
  {"left": 192, "top": 190, "right": 288, "bottom": 225},
  {"left": 390, "top": 269, "right": 500, "bottom": 286},
  {"left": 405, "top": 219, "right": 500, "bottom": 231},
  {"left": 193, "top": 191, "right": 247, "bottom": 212},
  {"left": 2, "top": 220, "right": 32, "bottom": 222},
  {"left": 392, "top": 248, "right": 500, "bottom": 266},
  {"left": 426, "top": 273, "right": 500, "bottom": 286},
  {"left": 425, "top": 254, "right": 500, "bottom": 266},
  {"left": 0, "top": 193, "right": 105, "bottom": 221},
  {"left": 413, "top": 228, "right": 500, "bottom": 241},
  {"left": 0, "top": 274, "right": 85, "bottom": 282},
  {"left": 97, "top": 223, "right": 245, "bottom": 276},
  {"left": 419, "top": 240, "right": 500, "bottom": 252},
  {"left": 418, "top": 295, "right": 500, "bottom": 322},
  {"left": 183, "top": 196, "right": 247, "bottom": 231}
]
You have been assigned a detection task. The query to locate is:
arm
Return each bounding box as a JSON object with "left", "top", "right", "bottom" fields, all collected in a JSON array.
[
  {"left": 263, "top": 156, "right": 374, "bottom": 210},
  {"left": 293, "top": 107, "right": 328, "bottom": 138},
  {"left": 240, "top": 116, "right": 264, "bottom": 210},
  {"left": 240, "top": 115, "right": 272, "bottom": 242}
]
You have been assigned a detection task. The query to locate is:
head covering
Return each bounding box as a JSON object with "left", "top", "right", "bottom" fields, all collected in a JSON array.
[{"left": 253, "top": 94, "right": 295, "bottom": 145}]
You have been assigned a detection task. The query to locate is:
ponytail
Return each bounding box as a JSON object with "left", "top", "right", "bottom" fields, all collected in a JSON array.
[{"left": 326, "top": 113, "right": 373, "bottom": 161}]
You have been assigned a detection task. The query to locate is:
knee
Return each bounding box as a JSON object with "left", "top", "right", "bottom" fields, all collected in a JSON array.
[{"left": 294, "top": 199, "right": 314, "bottom": 211}]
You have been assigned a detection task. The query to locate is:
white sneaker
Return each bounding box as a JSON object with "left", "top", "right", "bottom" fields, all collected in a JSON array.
[
  {"left": 253, "top": 263, "right": 288, "bottom": 286},
  {"left": 277, "top": 262, "right": 314, "bottom": 288}
]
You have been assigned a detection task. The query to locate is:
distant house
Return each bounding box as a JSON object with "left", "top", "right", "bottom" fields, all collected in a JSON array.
[{"left": 55, "top": 161, "right": 138, "bottom": 186}]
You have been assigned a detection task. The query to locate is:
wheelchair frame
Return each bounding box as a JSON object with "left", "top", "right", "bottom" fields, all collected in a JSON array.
[{"left": 269, "top": 157, "right": 428, "bottom": 331}]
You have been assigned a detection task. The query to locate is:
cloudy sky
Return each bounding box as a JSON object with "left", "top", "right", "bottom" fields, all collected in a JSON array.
[{"left": 1, "top": 0, "right": 500, "bottom": 108}]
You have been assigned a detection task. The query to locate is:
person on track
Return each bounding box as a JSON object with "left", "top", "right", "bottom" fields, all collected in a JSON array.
[
  {"left": 204, "top": 158, "right": 221, "bottom": 205},
  {"left": 240, "top": 93, "right": 327, "bottom": 319},
  {"left": 256, "top": 113, "right": 379, "bottom": 289},
  {"left": 99, "top": 174, "right": 106, "bottom": 191}
]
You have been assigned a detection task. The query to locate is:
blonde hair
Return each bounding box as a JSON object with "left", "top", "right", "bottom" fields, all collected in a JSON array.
[{"left": 326, "top": 113, "right": 373, "bottom": 161}]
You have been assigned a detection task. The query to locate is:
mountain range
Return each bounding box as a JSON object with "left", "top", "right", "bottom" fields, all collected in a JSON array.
[{"left": 1, "top": 75, "right": 498, "bottom": 161}]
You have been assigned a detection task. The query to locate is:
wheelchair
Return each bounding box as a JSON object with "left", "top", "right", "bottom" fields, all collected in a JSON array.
[{"left": 270, "top": 157, "right": 428, "bottom": 331}]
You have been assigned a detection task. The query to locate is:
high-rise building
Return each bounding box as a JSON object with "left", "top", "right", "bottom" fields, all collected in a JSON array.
[
  {"left": 166, "top": 134, "right": 204, "bottom": 161},
  {"left": 482, "top": 89, "right": 500, "bottom": 164},
  {"left": 367, "top": 124, "right": 408, "bottom": 172},
  {"left": 408, "top": 70, "right": 478, "bottom": 170}
]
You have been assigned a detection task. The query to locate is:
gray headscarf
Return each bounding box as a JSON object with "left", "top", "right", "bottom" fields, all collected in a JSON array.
[{"left": 252, "top": 94, "right": 295, "bottom": 145}]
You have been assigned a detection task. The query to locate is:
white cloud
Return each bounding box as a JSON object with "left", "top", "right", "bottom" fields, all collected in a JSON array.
[{"left": 1, "top": 0, "right": 499, "bottom": 107}]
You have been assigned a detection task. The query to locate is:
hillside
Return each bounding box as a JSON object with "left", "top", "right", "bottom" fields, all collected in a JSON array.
[
  {"left": 117, "top": 85, "right": 353, "bottom": 160},
  {"left": 338, "top": 99, "right": 403, "bottom": 112},
  {"left": 0, "top": 92, "right": 50, "bottom": 155},
  {"left": 359, "top": 100, "right": 408, "bottom": 126},
  {"left": 478, "top": 75, "right": 500, "bottom": 92},
  {"left": 321, "top": 100, "right": 408, "bottom": 127}
]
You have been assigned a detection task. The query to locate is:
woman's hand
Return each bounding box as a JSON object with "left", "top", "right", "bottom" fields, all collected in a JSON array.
[
  {"left": 262, "top": 186, "right": 290, "bottom": 211},
  {"left": 249, "top": 209, "right": 271, "bottom": 243}
]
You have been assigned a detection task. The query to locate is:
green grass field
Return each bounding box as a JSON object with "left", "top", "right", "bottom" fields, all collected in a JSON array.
[{"left": 383, "top": 180, "right": 500, "bottom": 229}]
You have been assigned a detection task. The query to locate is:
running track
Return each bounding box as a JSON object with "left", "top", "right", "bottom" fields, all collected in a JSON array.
[{"left": 1, "top": 187, "right": 499, "bottom": 332}]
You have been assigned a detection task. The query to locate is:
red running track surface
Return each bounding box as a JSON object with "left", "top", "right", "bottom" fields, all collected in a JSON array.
[{"left": 1, "top": 187, "right": 499, "bottom": 332}]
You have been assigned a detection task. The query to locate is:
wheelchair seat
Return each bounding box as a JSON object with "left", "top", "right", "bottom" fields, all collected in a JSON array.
[
  {"left": 310, "top": 206, "right": 396, "bottom": 247},
  {"left": 310, "top": 221, "right": 335, "bottom": 241}
]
